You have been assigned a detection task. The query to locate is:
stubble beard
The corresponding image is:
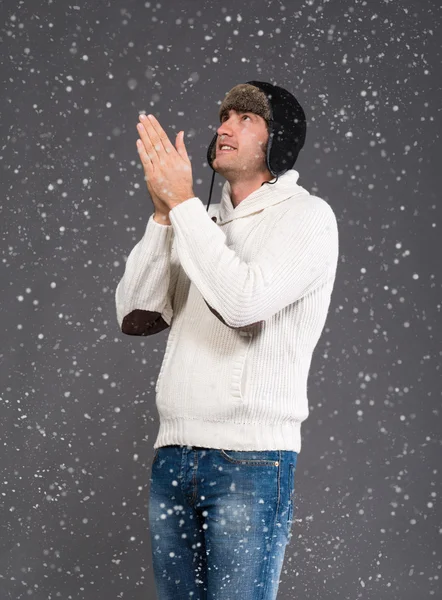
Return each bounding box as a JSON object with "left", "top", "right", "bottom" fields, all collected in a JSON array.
[{"left": 215, "top": 140, "right": 268, "bottom": 177}]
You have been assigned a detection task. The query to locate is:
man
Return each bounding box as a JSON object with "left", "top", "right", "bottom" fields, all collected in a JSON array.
[{"left": 115, "top": 81, "right": 339, "bottom": 599}]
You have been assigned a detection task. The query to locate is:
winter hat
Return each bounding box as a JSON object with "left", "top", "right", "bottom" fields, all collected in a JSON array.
[{"left": 205, "top": 81, "right": 307, "bottom": 213}]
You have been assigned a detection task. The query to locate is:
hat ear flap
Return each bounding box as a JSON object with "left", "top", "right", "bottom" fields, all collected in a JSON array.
[
  {"left": 207, "top": 132, "right": 218, "bottom": 168},
  {"left": 246, "top": 80, "right": 306, "bottom": 173}
]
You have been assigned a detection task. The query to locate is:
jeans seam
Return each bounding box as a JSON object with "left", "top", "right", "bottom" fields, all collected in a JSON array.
[
  {"left": 191, "top": 450, "right": 199, "bottom": 506},
  {"left": 260, "top": 450, "right": 282, "bottom": 600}
]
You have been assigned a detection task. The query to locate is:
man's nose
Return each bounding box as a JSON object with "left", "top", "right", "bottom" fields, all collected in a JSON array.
[{"left": 217, "top": 120, "right": 234, "bottom": 137}]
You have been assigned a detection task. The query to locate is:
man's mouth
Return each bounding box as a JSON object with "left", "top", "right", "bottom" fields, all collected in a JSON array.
[{"left": 218, "top": 145, "right": 237, "bottom": 153}]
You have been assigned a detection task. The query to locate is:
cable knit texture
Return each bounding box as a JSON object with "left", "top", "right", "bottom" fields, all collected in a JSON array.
[{"left": 115, "top": 170, "right": 339, "bottom": 453}]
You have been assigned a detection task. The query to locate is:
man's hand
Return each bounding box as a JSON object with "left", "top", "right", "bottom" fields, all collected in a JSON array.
[{"left": 136, "top": 114, "right": 195, "bottom": 210}]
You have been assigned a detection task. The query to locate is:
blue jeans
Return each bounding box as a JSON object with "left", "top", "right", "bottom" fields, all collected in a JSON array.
[{"left": 148, "top": 445, "right": 298, "bottom": 599}]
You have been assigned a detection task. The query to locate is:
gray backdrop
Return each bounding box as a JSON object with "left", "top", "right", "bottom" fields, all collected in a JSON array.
[{"left": 2, "top": 0, "right": 441, "bottom": 598}]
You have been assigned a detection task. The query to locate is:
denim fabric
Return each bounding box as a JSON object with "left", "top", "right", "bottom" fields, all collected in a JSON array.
[{"left": 148, "top": 445, "right": 298, "bottom": 599}]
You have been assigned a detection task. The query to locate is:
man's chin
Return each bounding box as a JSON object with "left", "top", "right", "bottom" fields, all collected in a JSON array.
[{"left": 212, "top": 159, "right": 226, "bottom": 173}]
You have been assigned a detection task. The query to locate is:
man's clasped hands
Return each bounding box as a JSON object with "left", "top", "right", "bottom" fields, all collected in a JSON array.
[{"left": 136, "top": 113, "right": 195, "bottom": 212}]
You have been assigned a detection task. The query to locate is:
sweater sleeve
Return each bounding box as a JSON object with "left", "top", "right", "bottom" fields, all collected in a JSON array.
[
  {"left": 168, "top": 197, "right": 339, "bottom": 329},
  {"left": 115, "top": 214, "right": 180, "bottom": 336}
]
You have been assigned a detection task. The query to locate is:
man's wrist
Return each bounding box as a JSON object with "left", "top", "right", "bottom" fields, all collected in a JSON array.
[{"left": 153, "top": 213, "right": 171, "bottom": 225}]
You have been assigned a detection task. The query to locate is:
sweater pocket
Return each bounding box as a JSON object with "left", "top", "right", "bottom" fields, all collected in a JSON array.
[{"left": 155, "top": 323, "right": 254, "bottom": 420}]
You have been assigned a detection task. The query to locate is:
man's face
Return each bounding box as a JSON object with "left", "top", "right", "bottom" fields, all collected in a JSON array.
[{"left": 212, "top": 109, "right": 269, "bottom": 178}]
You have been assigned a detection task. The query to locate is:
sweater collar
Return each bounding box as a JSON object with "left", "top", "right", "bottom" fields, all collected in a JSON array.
[{"left": 215, "top": 169, "right": 309, "bottom": 225}]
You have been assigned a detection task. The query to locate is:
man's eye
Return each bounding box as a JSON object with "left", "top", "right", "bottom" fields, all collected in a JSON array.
[{"left": 221, "top": 114, "right": 251, "bottom": 122}]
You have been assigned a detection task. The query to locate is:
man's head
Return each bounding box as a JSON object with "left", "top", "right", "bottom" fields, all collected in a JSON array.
[{"left": 211, "top": 83, "right": 274, "bottom": 186}]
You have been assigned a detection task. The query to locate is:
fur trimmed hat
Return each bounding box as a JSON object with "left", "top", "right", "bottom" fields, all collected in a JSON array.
[{"left": 218, "top": 83, "right": 272, "bottom": 128}]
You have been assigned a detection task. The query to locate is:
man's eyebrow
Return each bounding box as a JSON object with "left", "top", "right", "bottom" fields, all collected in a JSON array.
[{"left": 226, "top": 110, "right": 255, "bottom": 118}]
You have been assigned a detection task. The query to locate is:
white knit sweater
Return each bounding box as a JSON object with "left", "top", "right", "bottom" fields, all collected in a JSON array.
[{"left": 115, "top": 169, "right": 339, "bottom": 453}]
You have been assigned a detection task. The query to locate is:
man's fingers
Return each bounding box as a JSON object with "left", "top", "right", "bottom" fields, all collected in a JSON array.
[
  {"left": 137, "top": 122, "right": 154, "bottom": 157},
  {"left": 136, "top": 123, "right": 164, "bottom": 167},
  {"left": 139, "top": 114, "right": 175, "bottom": 156},
  {"left": 136, "top": 140, "right": 160, "bottom": 201},
  {"left": 136, "top": 138, "right": 152, "bottom": 169}
]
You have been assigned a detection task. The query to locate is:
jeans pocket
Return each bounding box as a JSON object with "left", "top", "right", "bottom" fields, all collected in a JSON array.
[
  {"left": 219, "top": 449, "right": 280, "bottom": 467},
  {"left": 152, "top": 448, "right": 160, "bottom": 465}
]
